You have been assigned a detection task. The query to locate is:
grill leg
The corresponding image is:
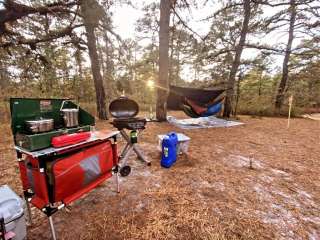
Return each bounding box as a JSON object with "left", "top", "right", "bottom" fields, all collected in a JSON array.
[
  {"left": 119, "top": 142, "right": 130, "bottom": 158},
  {"left": 119, "top": 142, "right": 131, "bottom": 161},
  {"left": 48, "top": 216, "right": 57, "bottom": 240},
  {"left": 120, "top": 130, "right": 151, "bottom": 165},
  {"left": 132, "top": 145, "right": 151, "bottom": 166},
  {"left": 120, "top": 147, "right": 133, "bottom": 167}
]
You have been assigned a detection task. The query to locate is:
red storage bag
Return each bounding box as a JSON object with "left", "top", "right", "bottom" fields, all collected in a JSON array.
[
  {"left": 51, "top": 132, "right": 91, "bottom": 148},
  {"left": 52, "top": 141, "right": 114, "bottom": 202},
  {"left": 24, "top": 156, "right": 50, "bottom": 209}
]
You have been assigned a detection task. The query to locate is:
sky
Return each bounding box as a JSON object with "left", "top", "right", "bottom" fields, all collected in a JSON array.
[
  {"left": 112, "top": 0, "right": 215, "bottom": 39},
  {"left": 111, "top": 0, "right": 216, "bottom": 80},
  {"left": 2, "top": 1, "right": 313, "bottom": 81},
  {"left": 112, "top": 1, "right": 290, "bottom": 43},
  {"left": 111, "top": 0, "right": 289, "bottom": 79}
]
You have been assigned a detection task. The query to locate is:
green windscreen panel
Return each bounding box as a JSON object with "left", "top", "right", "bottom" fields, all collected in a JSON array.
[{"left": 10, "top": 98, "right": 95, "bottom": 135}]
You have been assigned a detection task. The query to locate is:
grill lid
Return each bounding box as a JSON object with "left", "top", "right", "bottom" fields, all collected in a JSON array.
[{"left": 109, "top": 97, "right": 139, "bottom": 118}]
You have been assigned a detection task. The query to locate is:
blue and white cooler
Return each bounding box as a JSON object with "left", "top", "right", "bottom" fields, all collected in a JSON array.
[{"left": 0, "top": 185, "right": 26, "bottom": 240}]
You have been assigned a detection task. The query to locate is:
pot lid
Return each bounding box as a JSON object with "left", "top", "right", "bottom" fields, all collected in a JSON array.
[
  {"left": 61, "top": 108, "right": 79, "bottom": 112},
  {"left": 26, "top": 118, "right": 54, "bottom": 123},
  {"left": 109, "top": 97, "right": 139, "bottom": 118}
]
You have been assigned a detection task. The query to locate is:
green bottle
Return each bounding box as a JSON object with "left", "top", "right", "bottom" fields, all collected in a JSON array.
[{"left": 130, "top": 130, "right": 137, "bottom": 144}]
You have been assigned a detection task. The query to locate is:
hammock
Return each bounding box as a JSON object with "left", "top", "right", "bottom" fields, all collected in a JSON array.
[
  {"left": 167, "top": 85, "right": 225, "bottom": 118},
  {"left": 182, "top": 99, "right": 224, "bottom": 118}
]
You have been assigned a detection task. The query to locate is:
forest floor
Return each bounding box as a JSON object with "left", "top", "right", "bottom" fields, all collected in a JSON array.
[{"left": 0, "top": 113, "right": 319, "bottom": 240}]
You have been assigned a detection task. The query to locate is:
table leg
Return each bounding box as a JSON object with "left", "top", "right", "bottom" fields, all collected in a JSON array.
[
  {"left": 116, "top": 172, "right": 120, "bottom": 193},
  {"left": 25, "top": 198, "right": 32, "bottom": 225},
  {"left": 48, "top": 216, "right": 57, "bottom": 240}
]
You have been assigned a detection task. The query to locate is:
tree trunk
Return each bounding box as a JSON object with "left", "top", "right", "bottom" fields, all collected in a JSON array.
[
  {"left": 85, "top": 25, "right": 108, "bottom": 119},
  {"left": 103, "top": 32, "right": 115, "bottom": 105},
  {"left": 75, "top": 49, "right": 84, "bottom": 101},
  {"left": 98, "top": 40, "right": 106, "bottom": 78},
  {"left": 176, "top": 44, "right": 180, "bottom": 84},
  {"left": 258, "top": 70, "right": 263, "bottom": 96},
  {"left": 0, "top": 55, "right": 9, "bottom": 89},
  {"left": 223, "top": 0, "right": 251, "bottom": 117},
  {"left": 274, "top": 0, "right": 296, "bottom": 113},
  {"left": 169, "top": 25, "right": 175, "bottom": 84},
  {"left": 81, "top": 0, "right": 108, "bottom": 120},
  {"left": 234, "top": 73, "right": 243, "bottom": 118},
  {"left": 157, "top": 0, "right": 171, "bottom": 121}
]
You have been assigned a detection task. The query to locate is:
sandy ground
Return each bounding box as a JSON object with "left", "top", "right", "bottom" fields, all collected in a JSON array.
[{"left": 0, "top": 113, "right": 319, "bottom": 240}]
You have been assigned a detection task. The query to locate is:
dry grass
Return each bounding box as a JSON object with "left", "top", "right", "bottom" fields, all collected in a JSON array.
[{"left": 0, "top": 113, "right": 319, "bottom": 239}]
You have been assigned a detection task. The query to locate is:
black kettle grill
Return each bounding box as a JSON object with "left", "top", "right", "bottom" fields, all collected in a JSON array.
[
  {"left": 109, "top": 97, "right": 146, "bottom": 130},
  {"left": 109, "top": 97, "right": 150, "bottom": 176}
]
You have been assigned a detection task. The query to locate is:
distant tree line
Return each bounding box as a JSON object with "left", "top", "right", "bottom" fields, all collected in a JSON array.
[{"left": 0, "top": 0, "right": 319, "bottom": 121}]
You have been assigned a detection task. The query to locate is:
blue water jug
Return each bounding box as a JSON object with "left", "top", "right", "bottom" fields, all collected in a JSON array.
[{"left": 161, "top": 132, "right": 178, "bottom": 168}]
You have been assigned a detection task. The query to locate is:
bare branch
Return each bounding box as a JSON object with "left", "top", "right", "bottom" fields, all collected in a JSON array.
[
  {"left": 0, "top": 0, "right": 78, "bottom": 34},
  {"left": 171, "top": 6, "right": 205, "bottom": 41},
  {"left": 206, "top": 49, "right": 235, "bottom": 59},
  {"left": 201, "top": 2, "right": 243, "bottom": 21},
  {"left": 252, "top": 0, "right": 316, "bottom": 7},
  {"left": 244, "top": 43, "right": 284, "bottom": 53},
  {"left": 0, "top": 24, "right": 83, "bottom": 48}
]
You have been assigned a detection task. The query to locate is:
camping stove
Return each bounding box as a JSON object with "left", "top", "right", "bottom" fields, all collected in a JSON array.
[
  {"left": 10, "top": 98, "right": 96, "bottom": 151},
  {"left": 10, "top": 98, "right": 120, "bottom": 240}
]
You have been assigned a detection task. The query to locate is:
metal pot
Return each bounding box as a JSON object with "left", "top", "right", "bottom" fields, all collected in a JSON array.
[
  {"left": 60, "top": 101, "right": 79, "bottom": 128},
  {"left": 25, "top": 119, "right": 54, "bottom": 133}
]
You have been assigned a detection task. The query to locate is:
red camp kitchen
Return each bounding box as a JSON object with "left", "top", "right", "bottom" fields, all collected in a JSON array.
[{"left": 9, "top": 97, "right": 148, "bottom": 240}]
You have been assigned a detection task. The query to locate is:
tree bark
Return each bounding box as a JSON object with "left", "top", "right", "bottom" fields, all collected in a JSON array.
[
  {"left": 223, "top": 0, "right": 251, "bottom": 117},
  {"left": 81, "top": 0, "right": 108, "bottom": 119},
  {"left": 75, "top": 49, "right": 84, "bottom": 101},
  {"left": 0, "top": 59, "right": 9, "bottom": 89},
  {"left": 169, "top": 25, "right": 175, "bottom": 84},
  {"left": 85, "top": 25, "right": 108, "bottom": 119},
  {"left": 103, "top": 32, "right": 116, "bottom": 104},
  {"left": 258, "top": 70, "right": 263, "bottom": 96},
  {"left": 157, "top": 0, "right": 171, "bottom": 121},
  {"left": 234, "top": 72, "right": 243, "bottom": 118},
  {"left": 274, "top": 0, "right": 296, "bottom": 113},
  {"left": 102, "top": 33, "right": 110, "bottom": 102}
]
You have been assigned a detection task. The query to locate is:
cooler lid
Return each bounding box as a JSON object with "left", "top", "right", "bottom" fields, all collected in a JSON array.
[
  {"left": 109, "top": 97, "right": 139, "bottom": 118},
  {"left": 0, "top": 185, "right": 24, "bottom": 224}
]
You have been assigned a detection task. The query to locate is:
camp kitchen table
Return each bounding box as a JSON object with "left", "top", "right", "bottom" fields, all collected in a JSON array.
[{"left": 15, "top": 130, "right": 120, "bottom": 240}]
